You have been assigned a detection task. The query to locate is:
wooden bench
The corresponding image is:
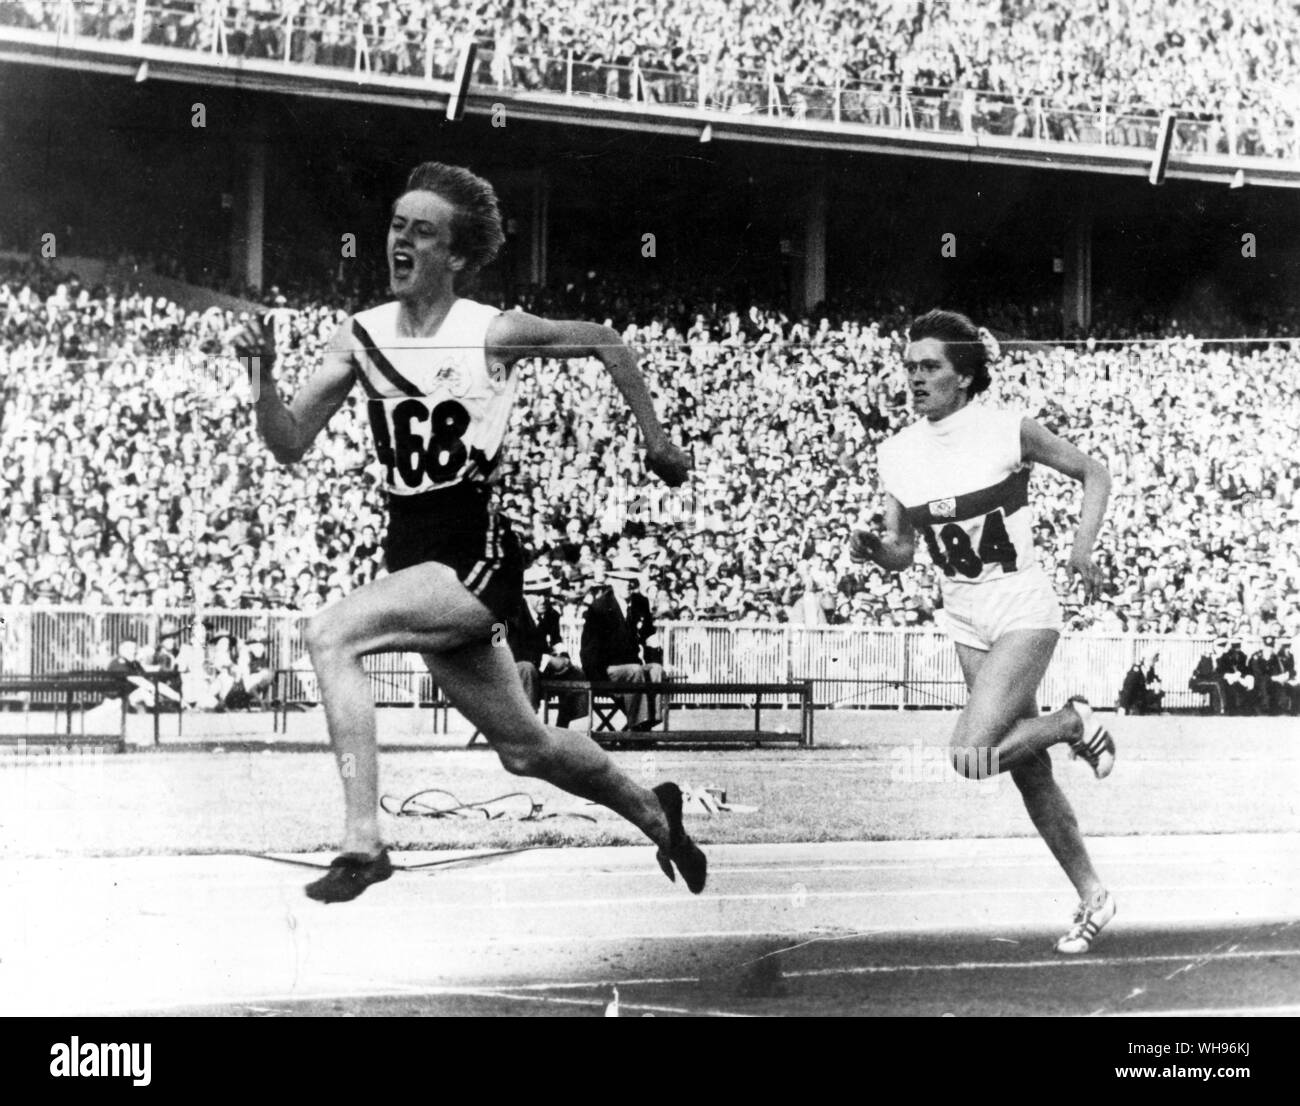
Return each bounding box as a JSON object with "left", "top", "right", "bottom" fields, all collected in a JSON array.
[
  {"left": 540, "top": 679, "right": 815, "bottom": 747},
  {"left": 270, "top": 668, "right": 451, "bottom": 735},
  {"left": 0, "top": 674, "right": 132, "bottom": 751}
]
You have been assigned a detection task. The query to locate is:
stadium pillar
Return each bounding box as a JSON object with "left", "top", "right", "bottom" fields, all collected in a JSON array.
[
  {"left": 1064, "top": 207, "right": 1092, "bottom": 332},
  {"left": 493, "top": 169, "right": 548, "bottom": 287},
  {"left": 230, "top": 134, "right": 266, "bottom": 293},
  {"left": 796, "top": 163, "right": 828, "bottom": 313},
  {"left": 531, "top": 170, "right": 549, "bottom": 285}
]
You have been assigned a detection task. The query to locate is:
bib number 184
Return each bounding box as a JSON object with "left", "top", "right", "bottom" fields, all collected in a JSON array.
[{"left": 922, "top": 510, "right": 1018, "bottom": 578}]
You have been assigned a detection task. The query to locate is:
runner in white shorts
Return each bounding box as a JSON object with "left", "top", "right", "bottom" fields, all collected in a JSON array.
[{"left": 850, "top": 309, "right": 1119, "bottom": 954}]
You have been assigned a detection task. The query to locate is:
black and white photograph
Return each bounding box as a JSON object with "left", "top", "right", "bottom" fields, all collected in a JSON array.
[{"left": 0, "top": 0, "right": 1296, "bottom": 1052}]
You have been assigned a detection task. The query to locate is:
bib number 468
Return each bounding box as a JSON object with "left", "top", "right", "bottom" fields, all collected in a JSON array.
[{"left": 369, "top": 398, "right": 471, "bottom": 489}]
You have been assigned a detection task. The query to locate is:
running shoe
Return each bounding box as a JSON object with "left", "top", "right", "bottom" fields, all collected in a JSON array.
[
  {"left": 1055, "top": 890, "right": 1117, "bottom": 954},
  {"left": 1066, "top": 696, "right": 1116, "bottom": 779},
  {"left": 305, "top": 848, "right": 393, "bottom": 903},
  {"left": 653, "top": 782, "right": 708, "bottom": 894}
]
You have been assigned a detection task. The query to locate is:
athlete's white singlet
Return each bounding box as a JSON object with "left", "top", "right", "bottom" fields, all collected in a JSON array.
[
  {"left": 877, "top": 404, "right": 1036, "bottom": 587},
  {"left": 346, "top": 298, "right": 516, "bottom": 498}
]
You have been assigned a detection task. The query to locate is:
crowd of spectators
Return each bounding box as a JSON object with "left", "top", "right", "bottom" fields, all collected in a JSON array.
[
  {"left": 2, "top": 256, "right": 1297, "bottom": 653},
  {"left": 2, "top": 0, "right": 1296, "bottom": 156}
]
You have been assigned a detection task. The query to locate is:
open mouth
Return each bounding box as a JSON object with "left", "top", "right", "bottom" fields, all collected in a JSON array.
[{"left": 391, "top": 251, "right": 415, "bottom": 279}]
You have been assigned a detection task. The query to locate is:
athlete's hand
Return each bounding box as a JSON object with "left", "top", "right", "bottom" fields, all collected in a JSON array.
[
  {"left": 230, "top": 315, "right": 277, "bottom": 371},
  {"left": 1068, "top": 551, "right": 1105, "bottom": 602},
  {"left": 645, "top": 441, "right": 692, "bottom": 487},
  {"left": 848, "top": 529, "right": 883, "bottom": 564}
]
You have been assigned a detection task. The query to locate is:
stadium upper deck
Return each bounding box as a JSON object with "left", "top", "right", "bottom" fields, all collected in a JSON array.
[{"left": 1, "top": 0, "right": 1297, "bottom": 180}]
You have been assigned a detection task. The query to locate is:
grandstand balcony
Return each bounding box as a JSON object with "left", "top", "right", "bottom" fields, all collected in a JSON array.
[{"left": 2, "top": 0, "right": 1298, "bottom": 188}]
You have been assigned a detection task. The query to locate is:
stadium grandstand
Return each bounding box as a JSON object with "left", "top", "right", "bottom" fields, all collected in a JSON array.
[{"left": 1, "top": 0, "right": 1299, "bottom": 706}]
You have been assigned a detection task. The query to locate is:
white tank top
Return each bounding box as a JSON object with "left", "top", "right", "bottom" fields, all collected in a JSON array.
[
  {"left": 346, "top": 298, "right": 516, "bottom": 498},
  {"left": 876, "top": 403, "right": 1037, "bottom": 586}
]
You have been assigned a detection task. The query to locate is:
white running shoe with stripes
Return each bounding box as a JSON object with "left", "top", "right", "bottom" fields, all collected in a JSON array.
[
  {"left": 1056, "top": 891, "right": 1117, "bottom": 954},
  {"left": 1066, "top": 696, "right": 1116, "bottom": 779}
]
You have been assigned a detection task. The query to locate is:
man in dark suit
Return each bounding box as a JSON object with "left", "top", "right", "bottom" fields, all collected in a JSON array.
[
  {"left": 1189, "top": 638, "right": 1228, "bottom": 715},
  {"left": 1118, "top": 660, "right": 1148, "bottom": 714},
  {"left": 1118, "top": 652, "right": 1163, "bottom": 715},
  {"left": 580, "top": 556, "right": 663, "bottom": 731},
  {"left": 1248, "top": 636, "right": 1284, "bottom": 716},
  {"left": 1216, "top": 637, "right": 1250, "bottom": 715},
  {"left": 511, "top": 566, "right": 588, "bottom": 727},
  {"left": 1277, "top": 640, "right": 1299, "bottom": 715},
  {"left": 535, "top": 590, "right": 563, "bottom": 652}
]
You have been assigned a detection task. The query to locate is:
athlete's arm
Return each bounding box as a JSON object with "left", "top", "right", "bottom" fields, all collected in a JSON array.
[
  {"left": 237, "top": 318, "right": 354, "bottom": 465},
  {"left": 849, "top": 493, "right": 916, "bottom": 572},
  {"left": 486, "top": 312, "right": 690, "bottom": 486},
  {"left": 1020, "top": 417, "right": 1111, "bottom": 601}
]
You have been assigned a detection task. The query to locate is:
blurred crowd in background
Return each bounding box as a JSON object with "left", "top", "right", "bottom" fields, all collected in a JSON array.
[{"left": 2, "top": 258, "right": 1296, "bottom": 659}]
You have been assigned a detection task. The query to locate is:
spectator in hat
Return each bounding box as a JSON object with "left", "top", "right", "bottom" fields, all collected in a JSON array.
[
  {"left": 511, "top": 565, "right": 587, "bottom": 728},
  {"left": 580, "top": 554, "right": 664, "bottom": 731},
  {"left": 177, "top": 621, "right": 220, "bottom": 711},
  {"left": 1248, "top": 635, "right": 1284, "bottom": 715},
  {"left": 208, "top": 630, "right": 243, "bottom": 710},
  {"left": 1216, "top": 636, "right": 1250, "bottom": 715},
  {"left": 147, "top": 622, "right": 181, "bottom": 673},
  {"left": 1189, "top": 638, "right": 1228, "bottom": 715},
  {"left": 240, "top": 629, "right": 275, "bottom": 707},
  {"left": 533, "top": 578, "right": 564, "bottom": 652},
  {"left": 1142, "top": 651, "right": 1164, "bottom": 714},
  {"left": 1276, "top": 639, "right": 1299, "bottom": 715},
  {"left": 106, "top": 638, "right": 162, "bottom": 713}
]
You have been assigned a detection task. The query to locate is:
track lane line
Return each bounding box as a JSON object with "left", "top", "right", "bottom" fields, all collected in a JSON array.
[{"left": 1107, "top": 1004, "right": 1300, "bottom": 1017}]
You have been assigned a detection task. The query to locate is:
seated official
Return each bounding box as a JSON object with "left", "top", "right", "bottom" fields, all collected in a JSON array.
[
  {"left": 235, "top": 630, "right": 274, "bottom": 707},
  {"left": 540, "top": 649, "right": 589, "bottom": 728},
  {"left": 580, "top": 556, "right": 663, "bottom": 732},
  {"left": 106, "top": 639, "right": 169, "bottom": 713},
  {"left": 1118, "top": 652, "right": 1163, "bottom": 715},
  {"left": 1188, "top": 639, "right": 1228, "bottom": 715},
  {"left": 148, "top": 622, "right": 181, "bottom": 674},
  {"left": 1276, "top": 641, "right": 1299, "bottom": 715},
  {"left": 1248, "top": 636, "right": 1285, "bottom": 716},
  {"left": 1216, "top": 637, "right": 1251, "bottom": 715},
  {"left": 511, "top": 566, "right": 588, "bottom": 728}
]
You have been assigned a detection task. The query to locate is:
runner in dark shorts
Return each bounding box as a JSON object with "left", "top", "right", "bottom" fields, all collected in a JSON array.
[
  {"left": 383, "top": 487, "right": 524, "bottom": 626},
  {"left": 239, "top": 162, "right": 705, "bottom": 903}
]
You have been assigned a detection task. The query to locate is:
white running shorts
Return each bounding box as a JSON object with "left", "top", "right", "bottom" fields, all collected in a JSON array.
[{"left": 936, "top": 565, "right": 1063, "bottom": 652}]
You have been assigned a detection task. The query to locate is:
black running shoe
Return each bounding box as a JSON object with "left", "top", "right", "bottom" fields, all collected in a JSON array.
[
  {"left": 305, "top": 849, "right": 394, "bottom": 903},
  {"left": 652, "top": 782, "right": 708, "bottom": 894}
]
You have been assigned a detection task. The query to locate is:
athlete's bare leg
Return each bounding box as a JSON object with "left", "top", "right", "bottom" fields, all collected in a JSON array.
[
  {"left": 950, "top": 630, "right": 1082, "bottom": 775},
  {"left": 304, "top": 562, "right": 669, "bottom": 855},
  {"left": 953, "top": 632, "right": 1105, "bottom": 902},
  {"left": 420, "top": 645, "right": 668, "bottom": 839}
]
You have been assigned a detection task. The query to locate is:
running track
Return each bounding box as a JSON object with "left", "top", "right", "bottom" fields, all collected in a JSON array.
[{"left": 2, "top": 833, "right": 1297, "bottom": 1016}]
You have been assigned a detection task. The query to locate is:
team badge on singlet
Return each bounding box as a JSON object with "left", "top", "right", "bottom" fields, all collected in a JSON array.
[{"left": 431, "top": 360, "right": 470, "bottom": 397}]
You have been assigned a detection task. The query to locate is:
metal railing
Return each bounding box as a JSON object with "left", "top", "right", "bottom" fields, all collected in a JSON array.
[
  {"left": 0, "top": 604, "right": 1224, "bottom": 711},
  {"left": 2, "top": 0, "right": 1295, "bottom": 161}
]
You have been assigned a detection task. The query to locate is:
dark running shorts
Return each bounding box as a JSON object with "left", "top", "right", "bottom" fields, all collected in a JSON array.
[{"left": 383, "top": 491, "right": 524, "bottom": 628}]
